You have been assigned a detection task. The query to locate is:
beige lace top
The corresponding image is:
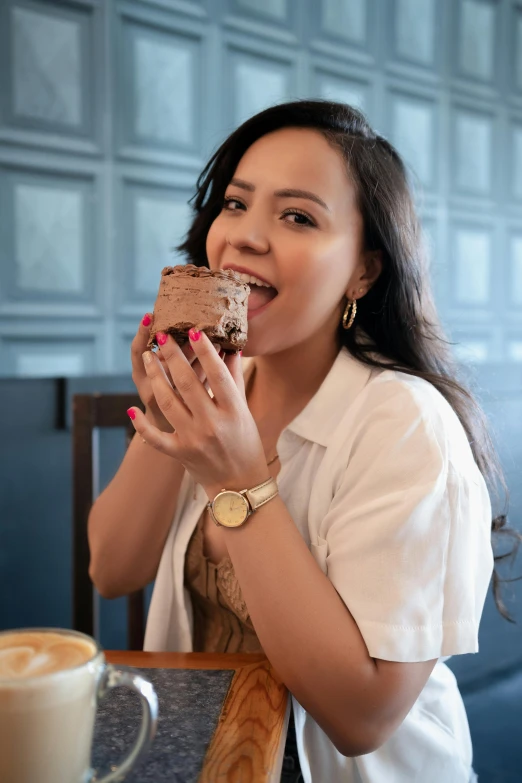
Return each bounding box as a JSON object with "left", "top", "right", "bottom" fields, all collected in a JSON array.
[{"left": 183, "top": 510, "right": 264, "bottom": 654}]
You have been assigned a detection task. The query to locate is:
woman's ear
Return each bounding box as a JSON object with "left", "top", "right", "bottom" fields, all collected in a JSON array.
[
  {"left": 347, "top": 251, "right": 383, "bottom": 300},
  {"left": 361, "top": 250, "right": 383, "bottom": 288}
]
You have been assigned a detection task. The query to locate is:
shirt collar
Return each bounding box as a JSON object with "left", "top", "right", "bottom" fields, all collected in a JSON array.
[{"left": 243, "top": 347, "right": 375, "bottom": 448}]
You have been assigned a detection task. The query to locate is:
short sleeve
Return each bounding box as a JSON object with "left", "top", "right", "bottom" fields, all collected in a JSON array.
[{"left": 320, "top": 377, "right": 494, "bottom": 663}]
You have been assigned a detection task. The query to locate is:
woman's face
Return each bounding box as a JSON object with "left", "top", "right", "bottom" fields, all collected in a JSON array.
[{"left": 206, "top": 127, "right": 379, "bottom": 357}]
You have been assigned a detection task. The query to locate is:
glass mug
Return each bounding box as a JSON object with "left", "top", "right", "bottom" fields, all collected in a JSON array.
[{"left": 0, "top": 627, "right": 158, "bottom": 783}]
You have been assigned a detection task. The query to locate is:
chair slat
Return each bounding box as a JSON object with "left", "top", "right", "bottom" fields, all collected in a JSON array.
[
  {"left": 72, "top": 395, "right": 96, "bottom": 636},
  {"left": 72, "top": 393, "right": 146, "bottom": 649}
]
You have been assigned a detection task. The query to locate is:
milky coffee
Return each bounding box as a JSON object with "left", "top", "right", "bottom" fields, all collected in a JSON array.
[{"left": 0, "top": 629, "right": 100, "bottom": 783}]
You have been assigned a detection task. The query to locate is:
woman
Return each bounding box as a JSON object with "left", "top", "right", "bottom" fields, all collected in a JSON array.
[{"left": 88, "top": 101, "right": 511, "bottom": 782}]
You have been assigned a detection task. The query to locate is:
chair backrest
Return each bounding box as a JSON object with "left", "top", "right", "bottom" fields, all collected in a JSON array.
[{"left": 72, "top": 392, "right": 145, "bottom": 650}]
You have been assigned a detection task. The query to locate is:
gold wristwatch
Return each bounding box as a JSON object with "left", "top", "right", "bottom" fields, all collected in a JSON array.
[{"left": 207, "top": 477, "right": 279, "bottom": 528}]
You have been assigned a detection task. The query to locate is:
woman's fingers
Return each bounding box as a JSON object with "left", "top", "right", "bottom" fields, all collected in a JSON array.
[
  {"left": 187, "top": 329, "right": 239, "bottom": 409},
  {"left": 223, "top": 351, "right": 246, "bottom": 398},
  {"left": 141, "top": 349, "right": 192, "bottom": 430},
  {"left": 131, "top": 313, "right": 154, "bottom": 383},
  {"left": 161, "top": 337, "right": 216, "bottom": 387},
  {"left": 153, "top": 332, "right": 212, "bottom": 418},
  {"left": 127, "top": 406, "right": 178, "bottom": 457}
]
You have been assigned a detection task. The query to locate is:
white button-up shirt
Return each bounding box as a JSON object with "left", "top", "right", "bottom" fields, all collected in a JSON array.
[{"left": 145, "top": 347, "right": 493, "bottom": 782}]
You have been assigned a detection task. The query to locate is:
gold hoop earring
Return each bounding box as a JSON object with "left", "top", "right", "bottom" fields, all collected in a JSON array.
[{"left": 342, "top": 299, "right": 357, "bottom": 330}]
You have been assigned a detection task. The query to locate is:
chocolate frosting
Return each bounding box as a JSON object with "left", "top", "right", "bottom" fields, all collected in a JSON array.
[
  {"left": 147, "top": 264, "right": 249, "bottom": 351},
  {"left": 160, "top": 264, "right": 243, "bottom": 282}
]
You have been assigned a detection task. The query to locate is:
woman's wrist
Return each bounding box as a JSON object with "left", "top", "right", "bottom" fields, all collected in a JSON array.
[{"left": 204, "top": 466, "right": 273, "bottom": 501}]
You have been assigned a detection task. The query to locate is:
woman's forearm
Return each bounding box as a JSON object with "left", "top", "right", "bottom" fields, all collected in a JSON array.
[
  {"left": 221, "top": 495, "right": 381, "bottom": 756},
  {"left": 88, "top": 434, "right": 185, "bottom": 598}
]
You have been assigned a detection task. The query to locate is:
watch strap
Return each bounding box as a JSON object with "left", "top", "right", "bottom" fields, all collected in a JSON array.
[{"left": 243, "top": 477, "right": 278, "bottom": 511}]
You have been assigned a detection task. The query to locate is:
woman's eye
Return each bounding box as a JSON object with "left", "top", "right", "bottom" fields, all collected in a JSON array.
[
  {"left": 223, "top": 197, "right": 245, "bottom": 211},
  {"left": 282, "top": 210, "right": 315, "bottom": 227}
]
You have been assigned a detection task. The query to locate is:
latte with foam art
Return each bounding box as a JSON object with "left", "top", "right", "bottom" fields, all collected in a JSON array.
[
  {"left": 0, "top": 629, "right": 101, "bottom": 783},
  {"left": 0, "top": 631, "right": 95, "bottom": 679},
  {"left": 0, "top": 628, "right": 157, "bottom": 783}
]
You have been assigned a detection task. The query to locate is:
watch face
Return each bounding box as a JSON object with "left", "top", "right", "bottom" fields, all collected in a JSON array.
[{"left": 213, "top": 491, "right": 249, "bottom": 527}]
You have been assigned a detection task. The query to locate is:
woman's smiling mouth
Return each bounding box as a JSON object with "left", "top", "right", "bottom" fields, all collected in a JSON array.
[{"left": 223, "top": 267, "right": 278, "bottom": 317}]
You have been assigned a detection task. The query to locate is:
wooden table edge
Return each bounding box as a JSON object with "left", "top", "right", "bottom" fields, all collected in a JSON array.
[
  {"left": 105, "top": 650, "right": 267, "bottom": 670},
  {"left": 105, "top": 652, "right": 290, "bottom": 783},
  {"left": 199, "top": 659, "right": 290, "bottom": 783}
]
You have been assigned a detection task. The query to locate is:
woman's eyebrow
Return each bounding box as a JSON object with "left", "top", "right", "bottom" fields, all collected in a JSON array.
[{"left": 229, "top": 178, "right": 330, "bottom": 212}]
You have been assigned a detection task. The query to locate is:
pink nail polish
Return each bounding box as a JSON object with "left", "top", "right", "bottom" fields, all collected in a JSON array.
[
  {"left": 142, "top": 314, "right": 151, "bottom": 327},
  {"left": 156, "top": 332, "right": 168, "bottom": 346},
  {"left": 127, "top": 408, "right": 136, "bottom": 420},
  {"left": 188, "top": 328, "right": 201, "bottom": 342},
  {"left": 239, "top": 350, "right": 243, "bottom": 356}
]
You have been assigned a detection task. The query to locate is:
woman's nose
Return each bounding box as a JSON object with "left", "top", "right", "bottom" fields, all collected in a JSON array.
[{"left": 226, "top": 211, "right": 270, "bottom": 254}]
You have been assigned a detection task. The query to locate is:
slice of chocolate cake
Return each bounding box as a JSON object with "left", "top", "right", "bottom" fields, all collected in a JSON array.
[{"left": 147, "top": 264, "right": 250, "bottom": 352}]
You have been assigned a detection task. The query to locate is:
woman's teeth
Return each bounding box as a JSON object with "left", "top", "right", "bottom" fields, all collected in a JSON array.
[{"left": 237, "top": 272, "right": 272, "bottom": 288}]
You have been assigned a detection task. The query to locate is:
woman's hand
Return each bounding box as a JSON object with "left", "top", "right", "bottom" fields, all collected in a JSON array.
[
  {"left": 131, "top": 315, "right": 218, "bottom": 434},
  {"left": 127, "top": 328, "right": 269, "bottom": 499}
]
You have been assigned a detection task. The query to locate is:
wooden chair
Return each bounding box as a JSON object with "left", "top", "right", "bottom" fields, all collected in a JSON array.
[{"left": 72, "top": 393, "right": 146, "bottom": 650}]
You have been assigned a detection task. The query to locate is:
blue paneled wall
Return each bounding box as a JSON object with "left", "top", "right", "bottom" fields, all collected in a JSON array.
[{"left": 0, "top": 0, "right": 521, "bottom": 375}]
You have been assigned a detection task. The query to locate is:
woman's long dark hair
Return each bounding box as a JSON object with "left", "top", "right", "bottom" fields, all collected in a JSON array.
[{"left": 178, "top": 99, "right": 519, "bottom": 619}]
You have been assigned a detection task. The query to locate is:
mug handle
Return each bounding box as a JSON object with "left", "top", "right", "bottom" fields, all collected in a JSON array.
[{"left": 93, "top": 665, "right": 158, "bottom": 783}]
